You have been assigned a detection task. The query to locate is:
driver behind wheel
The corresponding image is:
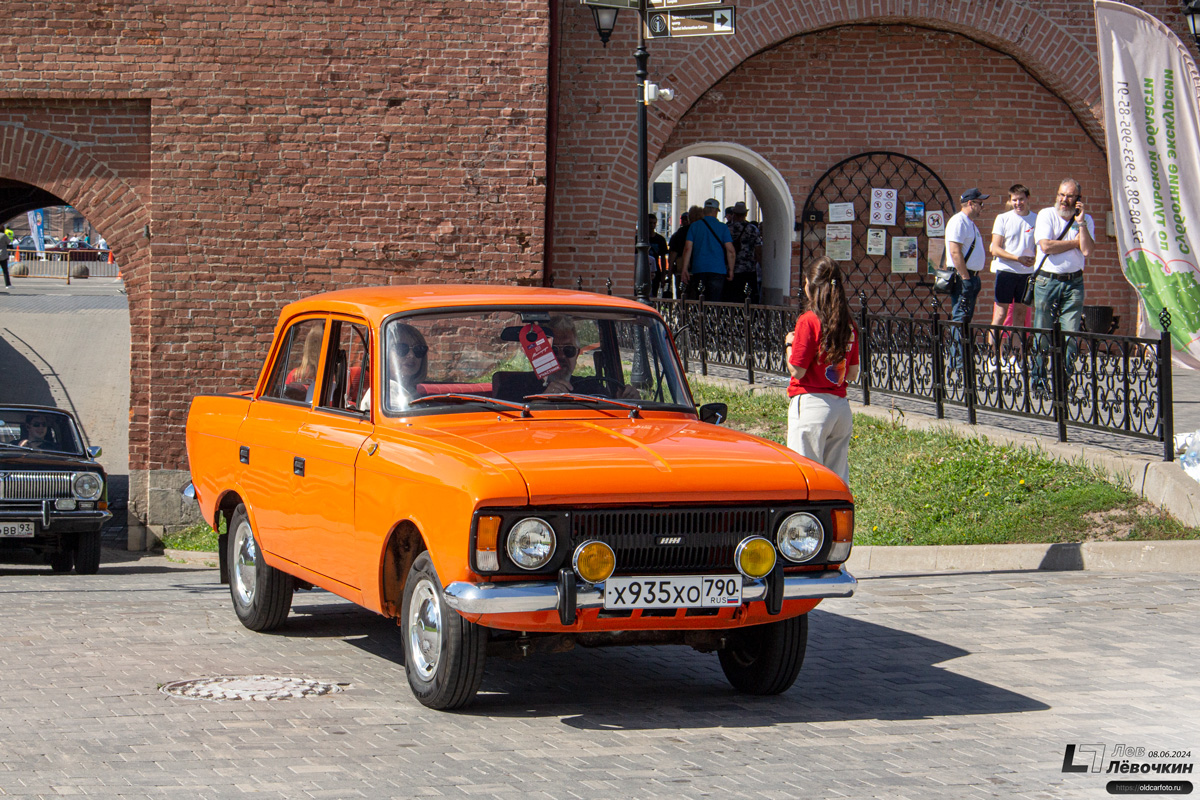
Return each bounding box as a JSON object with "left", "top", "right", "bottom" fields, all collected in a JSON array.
[{"left": 544, "top": 316, "right": 639, "bottom": 399}]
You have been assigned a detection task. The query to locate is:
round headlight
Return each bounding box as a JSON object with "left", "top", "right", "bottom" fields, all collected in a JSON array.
[
  {"left": 777, "top": 512, "right": 824, "bottom": 563},
  {"left": 72, "top": 472, "right": 103, "bottom": 501},
  {"left": 506, "top": 518, "right": 556, "bottom": 570},
  {"left": 573, "top": 540, "right": 616, "bottom": 584},
  {"left": 735, "top": 536, "right": 777, "bottom": 579}
]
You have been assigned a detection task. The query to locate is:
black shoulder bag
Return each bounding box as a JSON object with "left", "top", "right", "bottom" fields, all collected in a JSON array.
[
  {"left": 933, "top": 235, "right": 975, "bottom": 294},
  {"left": 1018, "top": 214, "right": 1076, "bottom": 307}
]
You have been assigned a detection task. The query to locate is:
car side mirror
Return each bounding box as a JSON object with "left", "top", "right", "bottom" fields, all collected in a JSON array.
[
  {"left": 87, "top": 446, "right": 103, "bottom": 458},
  {"left": 698, "top": 402, "right": 727, "bottom": 425}
]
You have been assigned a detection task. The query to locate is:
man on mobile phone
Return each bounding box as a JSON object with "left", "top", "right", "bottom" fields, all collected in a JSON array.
[{"left": 1031, "top": 178, "right": 1094, "bottom": 392}]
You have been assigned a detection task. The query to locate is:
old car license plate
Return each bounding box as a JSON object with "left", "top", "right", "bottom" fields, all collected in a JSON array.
[
  {"left": 604, "top": 575, "right": 742, "bottom": 609},
  {"left": 0, "top": 522, "right": 35, "bottom": 538}
]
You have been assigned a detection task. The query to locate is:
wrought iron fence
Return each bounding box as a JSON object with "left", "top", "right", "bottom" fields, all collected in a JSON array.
[{"left": 649, "top": 295, "right": 1176, "bottom": 461}]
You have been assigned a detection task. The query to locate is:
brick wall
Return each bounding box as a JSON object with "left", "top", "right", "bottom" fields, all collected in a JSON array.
[
  {"left": 552, "top": 0, "right": 1196, "bottom": 333},
  {"left": 0, "top": 1, "right": 550, "bottom": 475}
]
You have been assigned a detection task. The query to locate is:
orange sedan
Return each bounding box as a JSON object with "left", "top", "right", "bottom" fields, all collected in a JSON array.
[{"left": 185, "top": 285, "right": 855, "bottom": 709}]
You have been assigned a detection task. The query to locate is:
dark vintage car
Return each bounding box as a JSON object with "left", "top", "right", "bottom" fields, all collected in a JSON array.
[{"left": 0, "top": 405, "right": 110, "bottom": 574}]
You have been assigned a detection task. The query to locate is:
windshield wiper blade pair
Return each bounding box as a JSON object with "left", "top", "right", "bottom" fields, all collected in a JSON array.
[
  {"left": 409, "top": 393, "right": 531, "bottom": 417},
  {"left": 523, "top": 392, "right": 642, "bottom": 418}
]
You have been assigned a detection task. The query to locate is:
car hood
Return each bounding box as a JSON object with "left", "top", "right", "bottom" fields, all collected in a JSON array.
[
  {"left": 0, "top": 448, "right": 103, "bottom": 473},
  {"left": 427, "top": 415, "right": 845, "bottom": 505}
]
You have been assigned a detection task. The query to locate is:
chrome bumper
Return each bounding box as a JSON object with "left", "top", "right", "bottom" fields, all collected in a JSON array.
[
  {"left": 0, "top": 502, "right": 111, "bottom": 529},
  {"left": 443, "top": 568, "right": 857, "bottom": 616}
]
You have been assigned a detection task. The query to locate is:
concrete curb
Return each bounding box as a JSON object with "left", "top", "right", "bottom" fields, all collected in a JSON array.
[
  {"left": 162, "top": 548, "right": 219, "bottom": 567},
  {"left": 846, "top": 540, "right": 1200, "bottom": 574}
]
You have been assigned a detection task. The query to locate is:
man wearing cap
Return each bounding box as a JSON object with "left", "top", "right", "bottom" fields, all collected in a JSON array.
[
  {"left": 724, "top": 201, "right": 762, "bottom": 302},
  {"left": 680, "top": 198, "right": 735, "bottom": 301},
  {"left": 944, "top": 188, "right": 989, "bottom": 368},
  {"left": 1031, "top": 178, "right": 1093, "bottom": 392}
]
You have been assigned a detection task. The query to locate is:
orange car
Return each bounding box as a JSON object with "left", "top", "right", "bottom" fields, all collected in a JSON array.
[{"left": 185, "top": 285, "right": 855, "bottom": 709}]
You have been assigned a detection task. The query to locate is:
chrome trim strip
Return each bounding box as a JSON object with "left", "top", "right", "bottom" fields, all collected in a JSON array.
[
  {"left": 0, "top": 510, "right": 111, "bottom": 523},
  {"left": 442, "top": 568, "right": 856, "bottom": 616}
]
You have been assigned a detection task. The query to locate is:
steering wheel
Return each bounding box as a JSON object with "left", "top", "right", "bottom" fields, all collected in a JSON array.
[{"left": 572, "top": 375, "right": 624, "bottom": 397}]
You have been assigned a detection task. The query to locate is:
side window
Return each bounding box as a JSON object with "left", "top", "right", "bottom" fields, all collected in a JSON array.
[
  {"left": 319, "top": 320, "right": 371, "bottom": 413},
  {"left": 263, "top": 319, "right": 326, "bottom": 403}
]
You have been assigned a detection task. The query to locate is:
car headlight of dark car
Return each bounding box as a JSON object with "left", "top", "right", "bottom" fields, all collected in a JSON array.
[{"left": 71, "top": 472, "right": 103, "bottom": 501}]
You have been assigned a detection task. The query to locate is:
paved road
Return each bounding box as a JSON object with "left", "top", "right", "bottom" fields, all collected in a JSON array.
[{"left": 0, "top": 554, "right": 1196, "bottom": 799}]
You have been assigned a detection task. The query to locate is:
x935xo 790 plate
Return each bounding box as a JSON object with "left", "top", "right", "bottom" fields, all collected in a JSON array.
[{"left": 604, "top": 575, "right": 742, "bottom": 610}]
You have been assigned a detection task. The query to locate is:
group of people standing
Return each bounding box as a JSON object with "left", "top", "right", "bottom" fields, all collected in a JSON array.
[
  {"left": 649, "top": 198, "right": 763, "bottom": 303},
  {"left": 944, "top": 178, "right": 1094, "bottom": 386}
]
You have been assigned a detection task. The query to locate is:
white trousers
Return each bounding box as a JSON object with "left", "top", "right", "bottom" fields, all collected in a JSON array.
[{"left": 786, "top": 393, "right": 853, "bottom": 487}]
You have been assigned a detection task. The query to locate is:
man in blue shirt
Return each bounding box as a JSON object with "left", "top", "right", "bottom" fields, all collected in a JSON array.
[{"left": 680, "top": 198, "right": 735, "bottom": 301}]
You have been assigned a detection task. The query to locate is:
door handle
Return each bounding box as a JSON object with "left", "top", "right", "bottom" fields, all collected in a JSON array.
[
  {"left": 293, "top": 457, "right": 305, "bottom": 477},
  {"left": 239, "top": 446, "right": 250, "bottom": 464}
]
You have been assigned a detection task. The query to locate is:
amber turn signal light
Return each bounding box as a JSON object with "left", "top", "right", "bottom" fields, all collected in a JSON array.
[{"left": 475, "top": 515, "right": 501, "bottom": 572}]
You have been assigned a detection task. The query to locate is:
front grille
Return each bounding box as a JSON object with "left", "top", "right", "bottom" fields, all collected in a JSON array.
[
  {"left": 571, "top": 508, "right": 771, "bottom": 573},
  {"left": 0, "top": 472, "right": 72, "bottom": 500}
]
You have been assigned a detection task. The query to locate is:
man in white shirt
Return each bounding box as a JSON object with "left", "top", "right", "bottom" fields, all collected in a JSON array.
[
  {"left": 988, "top": 184, "right": 1037, "bottom": 335},
  {"left": 1031, "top": 178, "right": 1094, "bottom": 391},
  {"left": 944, "top": 188, "right": 988, "bottom": 368}
]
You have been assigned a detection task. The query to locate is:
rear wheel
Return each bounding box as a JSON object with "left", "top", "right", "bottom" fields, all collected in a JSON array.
[
  {"left": 401, "top": 551, "right": 487, "bottom": 710},
  {"left": 228, "top": 504, "right": 293, "bottom": 631},
  {"left": 718, "top": 614, "right": 809, "bottom": 695},
  {"left": 74, "top": 530, "right": 102, "bottom": 575}
]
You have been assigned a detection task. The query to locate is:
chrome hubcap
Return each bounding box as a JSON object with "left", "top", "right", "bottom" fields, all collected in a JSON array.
[
  {"left": 232, "top": 518, "right": 258, "bottom": 607},
  {"left": 407, "top": 579, "right": 442, "bottom": 682}
]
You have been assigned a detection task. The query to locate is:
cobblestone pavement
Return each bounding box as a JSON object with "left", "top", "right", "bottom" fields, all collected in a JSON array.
[{"left": 1, "top": 553, "right": 1197, "bottom": 799}]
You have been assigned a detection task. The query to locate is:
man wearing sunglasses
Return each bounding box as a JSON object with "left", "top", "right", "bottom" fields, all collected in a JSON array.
[{"left": 542, "top": 317, "right": 639, "bottom": 399}]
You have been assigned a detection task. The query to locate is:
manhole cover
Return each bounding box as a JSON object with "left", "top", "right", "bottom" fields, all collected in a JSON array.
[{"left": 160, "top": 675, "right": 345, "bottom": 701}]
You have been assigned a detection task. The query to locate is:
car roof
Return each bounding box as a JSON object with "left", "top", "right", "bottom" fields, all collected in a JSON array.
[
  {"left": 0, "top": 404, "right": 75, "bottom": 417},
  {"left": 277, "top": 285, "right": 655, "bottom": 328}
]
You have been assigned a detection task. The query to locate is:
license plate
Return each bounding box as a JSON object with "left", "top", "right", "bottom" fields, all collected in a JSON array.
[
  {"left": 604, "top": 575, "right": 742, "bottom": 609},
  {"left": 0, "top": 522, "right": 35, "bottom": 538}
]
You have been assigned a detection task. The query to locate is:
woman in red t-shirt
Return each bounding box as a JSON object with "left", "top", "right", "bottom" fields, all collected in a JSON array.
[{"left": 785, "top": 256, "right": 860, "bottom": 487}]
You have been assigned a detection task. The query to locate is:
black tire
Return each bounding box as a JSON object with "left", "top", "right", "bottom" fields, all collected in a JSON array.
[
  {"left": 401, "top": 551, "right": 487, "bottom": 710},
  {"left": 73, "top": 530, "right": 102, "bottom": 575},
  {"left": 49, "top": 549, "right": 74, "bottom": 573},
  {"left": 718, "top": 614, "right": 809, "bottom": 695},
  {"left": 228, "top": 504, "right": 292, "bottom": 631}
]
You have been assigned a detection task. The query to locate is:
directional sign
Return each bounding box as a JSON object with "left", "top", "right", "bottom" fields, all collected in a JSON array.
[
  {"left": 649, "top": 0, "right": 726, "bottom": 8},
  {"left": 646, "top": 6, "right": 734, "bottom": 38}
]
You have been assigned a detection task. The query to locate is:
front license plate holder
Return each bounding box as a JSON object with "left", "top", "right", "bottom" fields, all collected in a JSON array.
[
  {"left": 604, "top": 575, "right": 742, "bottom": 610},
  {"left": 0, "top": 522, "right": 35, "bottom": 538}
]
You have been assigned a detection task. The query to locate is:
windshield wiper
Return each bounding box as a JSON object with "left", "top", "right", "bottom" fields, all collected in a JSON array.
[
  {"left": 0, "top": 442, "right": 38, "bottom": 451},
  {"left": 523, "top": 393, "right": 642, "bottom": 418},
  {"left": 409, "top": 393, "right": 531, "bottom": 417}
]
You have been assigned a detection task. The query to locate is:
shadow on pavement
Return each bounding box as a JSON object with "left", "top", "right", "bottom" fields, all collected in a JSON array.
[
  {"left": 0, "top": 332, "right": 53, "bottom": 404},
  {"left": 268, "top": 603, "right": 1050, "bottom": 727}
]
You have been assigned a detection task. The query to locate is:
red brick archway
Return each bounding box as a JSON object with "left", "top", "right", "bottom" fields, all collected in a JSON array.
[
  {"left": 552, "top": 0, "right": 1190, "bottom": 306},
  {"left": 0, "top": 105, "right": 151, "bottom": 473}
]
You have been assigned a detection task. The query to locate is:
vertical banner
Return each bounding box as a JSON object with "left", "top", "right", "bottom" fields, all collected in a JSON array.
[
  {"left": 27, "top": 210, "right": 45, "bottom": 253},
  {"left": 1096, "top": 0, "right": 1200, "bottom": 368}
]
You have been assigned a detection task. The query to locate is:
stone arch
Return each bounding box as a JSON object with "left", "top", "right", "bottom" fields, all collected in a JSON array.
[{"left": 651, "top": 143, "right": 795, "bottom": 303}]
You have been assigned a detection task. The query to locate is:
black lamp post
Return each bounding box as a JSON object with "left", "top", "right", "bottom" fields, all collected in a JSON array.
[
  {"left": 1185, "top": 0, "right": 1200, "bottom": 46},
  {"left": 590, "top": 6, "right": 619, "bottom": 47}
]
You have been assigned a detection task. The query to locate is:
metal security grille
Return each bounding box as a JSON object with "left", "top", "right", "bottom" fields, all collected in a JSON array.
[
  {"left": 0, "top": 472, "right": 72, "bottom": 500},
  {"left": 571, "top": 508, "right": 770, "bottom": 573},
  {"left": 800, "top": 151, "right": 955, "bottom": 316}
]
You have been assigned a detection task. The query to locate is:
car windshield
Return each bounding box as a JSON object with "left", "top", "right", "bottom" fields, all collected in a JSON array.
[
  {"left": 0, "top": 409, "right": 85, "bottom": 455},
  {"left": 382, "top": 308, "right": 692, "bottom": 414}
]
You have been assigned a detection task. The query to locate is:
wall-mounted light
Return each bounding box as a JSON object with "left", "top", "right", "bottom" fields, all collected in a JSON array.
[
  {"left": 1184, "top": 0, "right": 1200, "bottom": 47},
  {"left": 591, "top": 6, "right": 619, "bottom": 47}
]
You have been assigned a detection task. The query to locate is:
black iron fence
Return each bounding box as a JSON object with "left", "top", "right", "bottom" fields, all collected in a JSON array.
[{"left": 648, "top": 295, "right": 1176, "bottom": 461}]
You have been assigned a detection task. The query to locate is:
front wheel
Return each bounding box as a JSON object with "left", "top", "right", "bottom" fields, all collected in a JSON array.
[
  {"left": 74, "top": 530, "right": 101, "bottom": 574},
  {"left": 718, "top": 614, "right": 809, "bottom": 695},
  {"left": 401, "top": 551, "right": 487, "bottom": 710},
  {"left": 228, "top": 504, "right": 293, "bottom": 631}
]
